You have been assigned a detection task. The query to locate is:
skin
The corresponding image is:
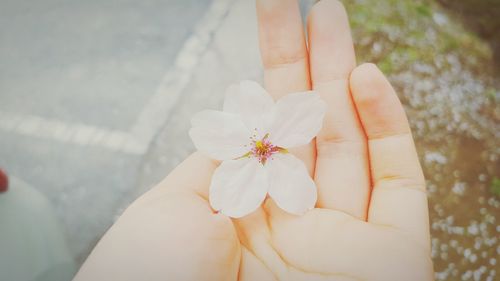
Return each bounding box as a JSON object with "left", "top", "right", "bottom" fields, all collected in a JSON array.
[{"left": 73, "top": 0, "right": 434, "bottom": 280}]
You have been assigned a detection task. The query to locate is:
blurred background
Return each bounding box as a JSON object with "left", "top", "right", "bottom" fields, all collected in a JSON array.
[{"left": 0, "top": 0, "right": 498, "bottom": 280}]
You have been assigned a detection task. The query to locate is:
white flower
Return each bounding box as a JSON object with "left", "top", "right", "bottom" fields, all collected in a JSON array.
[{"left": 189, "top": 80, "right": 327, "bottom": 218}]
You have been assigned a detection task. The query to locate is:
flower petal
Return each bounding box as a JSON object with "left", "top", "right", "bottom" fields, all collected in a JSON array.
[
  {"left": 210, "top": 158, "right": 268, "bottom": 218},
  {"left": 267, "top": 154, "right": 317, "bottom": 215},
  {"left": 268, "top": 91, "right": 327, "bottom": 148},
  {"left": 189, "top": 110, "right": 251, "bottom": 160},
  {"left": 223, "top": 80, "right": 274, "bottom": 137}
]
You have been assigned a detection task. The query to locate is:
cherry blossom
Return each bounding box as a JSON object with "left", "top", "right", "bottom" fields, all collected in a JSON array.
[{"left": 189, "top": 81, "right": 326, "bottom": 218}]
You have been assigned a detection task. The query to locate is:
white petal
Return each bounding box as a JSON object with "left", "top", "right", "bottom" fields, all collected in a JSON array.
[
  {"left": 268, "top": 91, "right": 327, "bottom": 148},
  {"left": 210, "top": 158, "right": 268, "bottom": 218},
  {"left": 267, "top": 154, "right": 317, "bottom": 215},
  {"left": 223, "top": 80, "right": 274, "bottom": 137},
  {"left": 189, "top": 110, "right": 251, "bottom": 160}
]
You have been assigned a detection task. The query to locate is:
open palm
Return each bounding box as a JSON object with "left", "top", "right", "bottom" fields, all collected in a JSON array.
[{"left": 74, "top": 0, "right": 433, "bottom": 280}]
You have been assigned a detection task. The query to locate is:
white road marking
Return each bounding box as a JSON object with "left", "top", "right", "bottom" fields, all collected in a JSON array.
[
  {"left": 0, "top": 111, "right": 146, "bottom": 154},
  {"left": 0, "top": 0, "right": 234, "bottom": 155}
]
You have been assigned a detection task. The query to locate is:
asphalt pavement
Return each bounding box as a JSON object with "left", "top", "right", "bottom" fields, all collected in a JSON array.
[{"left": 0, "top": 0, "right": 314, "bottom": 266}]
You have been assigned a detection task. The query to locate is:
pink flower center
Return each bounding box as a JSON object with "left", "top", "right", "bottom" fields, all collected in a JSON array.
[
  {"left": 251, "top": 138, "right": 278, "bottom": 164},
  {"left": 244, "top": 133, "right": 287, "bottom": 165}
]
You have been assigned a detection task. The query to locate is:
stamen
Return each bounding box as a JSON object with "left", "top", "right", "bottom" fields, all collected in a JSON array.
[{"left": 242, "top": 133, "right": 286, "bottom": 165}]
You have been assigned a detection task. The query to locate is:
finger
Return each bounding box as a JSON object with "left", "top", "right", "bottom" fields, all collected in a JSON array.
[
  {"left": 308, "top": 0, "right": 370, "bottom": 219},
  {"left": 350, "top": 63, "right": 430, "bottom": 245},
  {"left": 256, "top": 0, "right": 315, "bottom": 175},
  {"left": 262, "top": 201, "right": 433, "bottom": 279},
  {"left": 76, "top": 153, "right": 239, "bottom": 281},
  {"left": 244, "top": 0, "right": 314, "bottom": 253},
  {"left": 138, "top": 152, "right": 217, "bottom": 204}
]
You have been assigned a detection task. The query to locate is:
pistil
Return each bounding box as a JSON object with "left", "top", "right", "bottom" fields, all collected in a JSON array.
[{"left": 245, "top": 133, "right": 287, "bottom": 165}]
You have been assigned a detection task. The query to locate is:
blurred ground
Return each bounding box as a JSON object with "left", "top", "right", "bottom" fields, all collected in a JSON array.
[
  {"left": 0, "top": 0, "right": 498, "bottom": 280},
  {"left": 0, "top": 0, "right": 213, "bottom": 263},
  {"left": 436, "top": 0, "right": 500, "bottom": 70}
]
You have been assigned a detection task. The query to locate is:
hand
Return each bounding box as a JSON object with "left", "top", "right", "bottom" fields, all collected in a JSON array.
[{"left": 74, "top": 0, "right": 433, "bottom": 280}]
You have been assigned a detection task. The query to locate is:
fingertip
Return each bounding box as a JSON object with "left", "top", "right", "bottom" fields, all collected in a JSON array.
[
  {"left": 351, "top": 62, "right": 378, "bottom": 76},
  {"left": 256, "top": 0, "right": 285, "bottom": 12},
  {"left": 309, "top": 0, "right": 347, "bottom": 18},
  {"left": 308, "top": 0, "right": 349, "bottom": 38},
  {"left": 307, "top": 0, "right": 355, "bottom": 82},
  {"left": 349, "top": 63, "right": 410, "bottom": 138},
  {"left": 306, "top": 0, "right": 348, "bottom": 35},
  {"left": 350, "top": 62, "right": 393, "bottom": 100},
  {"left": 350, "top": 63, "right": 382, "bottom": 84},
  {"left": 350, "top": 63, "right": 390, "bottom": 101},
  {"left": 256, "top": 0, "right": 305, "bottom": 67}
]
